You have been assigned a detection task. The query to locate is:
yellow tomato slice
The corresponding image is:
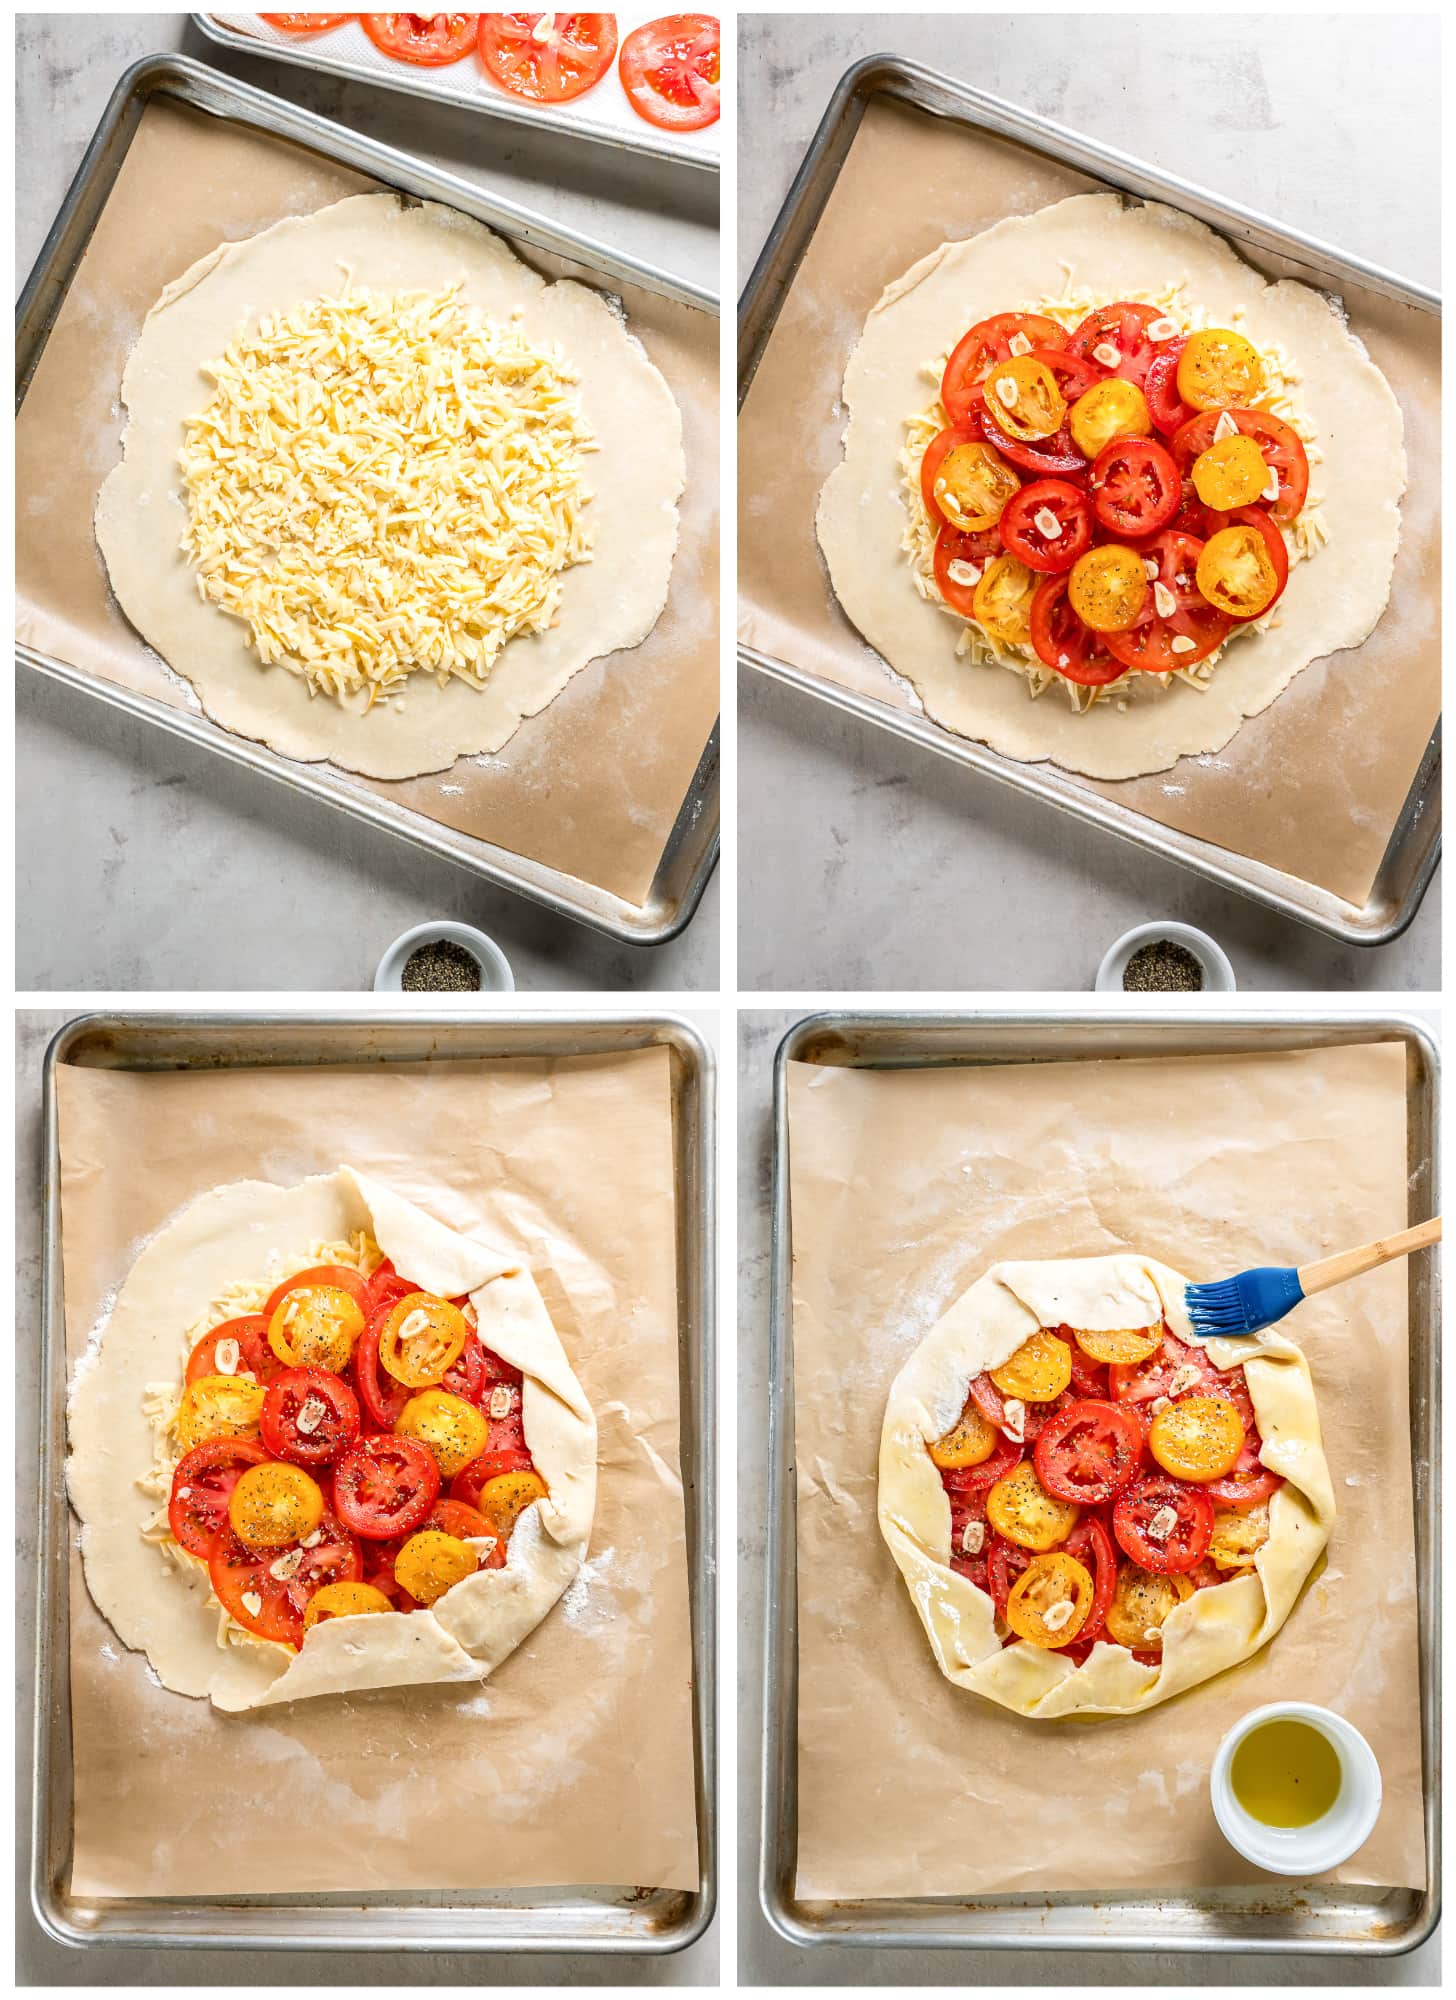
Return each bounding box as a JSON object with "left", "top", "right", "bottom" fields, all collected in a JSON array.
[
  {"left": 1209, "top": 1498, "right": 1272, "bottom": 1570},
  {"left": 990, "top": 1329, "right": 1071, "bottom": 1403},
  {"left": 985, "top": 1462, "right": 1079, "bottom": 1553},
  {"left": 1068, "top": 544, "right": 1148, "bottom": 633},
  {"left": 267, "top": 1284, "right": 364, "bottom": 1372},
  {"left": 928, "top": 1396, "right": 998, "bottom": 1470},
  {"left": 1195, "top": 524, "right": 1280, "bottom": 619},
  {"left": 395, "top": 1389, "right": 489, "bottom": 1478},
  {"left": 1103, "top": 1564, "right": 1195, "bottom": 1650},
  {"left": 303, "top": 1580, "right": 394, "bottom": 1631},
  {"left": 227, "top": 1461, "right": 325, "bottom": 1549},
  {"left": 1005, "top": 1550, "right": 1094, "bottom": 1648},
  {"left": 984, "top": 356, "right": 1067, "bottom": 441},
  {"left": 1176, "top": 328, "right": 1265, "bottom": 411},
  {"left": 1072, "top": 1322, "right": 1163, "bottom": 1366},
  {"left": 479, "top": 1469, "right": 549, "bottom": 1540},
  {"left": 176, "top": 1373, "right": 267, "bottom": 1453},
  {"left": 972, "top": 552, "right": 1038, "bottom": 645},
  {"left": 1191, "top": 433, "right": 1269, "bottom": 509},
  {"left": 379, "top": 1293, "right": 469, "bottom": 1388},
  {"left": 394, "top": 1529, "right": 478, "bottom": 1605},
  {"left": 1149, "top": 1394, "right": 1245, "bottom": 1481},
  {"left": 933, "top": 440, "right": 1021, "bottom": 531},
  {"left": 1069, "top": 377, "right": 1151, "bottom": 460}
]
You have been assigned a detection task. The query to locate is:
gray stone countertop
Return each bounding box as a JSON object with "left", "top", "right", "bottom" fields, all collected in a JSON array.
[
  {"left": 16, "top": 1007, "right": 719, "bottom": 1983},
  {"left": 17, "top": 14, "right": 719, "bottom": 992},
  {"left": 737, "top": 12, "right": 1439, "bottom": 992},
  {"left": 737, "top": 1005, "right": 1439, "bottom": 1983}
]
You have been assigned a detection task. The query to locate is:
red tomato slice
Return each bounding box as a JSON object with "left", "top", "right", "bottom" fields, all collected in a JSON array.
[
  {"left": 1204, "top": 1433, "right": 1283, "bottom": 1506},
  {"left": 1089, "top": 436, "right": 1182, "bottom": 537},
  {"left": 1062, "top": 1514, "right": 1116, "bottom": 1642},
  {"left": 1065, "top": 1341, "right": 1110, "bottom": 1400},
  {"left": 968, "top": 1367, "right": 1061, "bottom": 1442},
  {"left": 365, "top": 1258, "right": 419, "bottom": 1315},
  {"left": 1034, "top": 1398, "right": 1143, "bottom": 1505},
  {"left": 1112, "top": 1477, "right": 1215, "bottom": 1573},
  {"left": 477, "top": 13, "right": 618, "bottom": 102},
  {"left": 360, "top": 13, "right": 477, "bottom": 62},
  {"left": 986, "top": 1534, "right": 1038, "bottom": 1619},
  {"left": 366, "top": 1567, "right": 422, "bottom": 1611},
  {"left": 263, "top": 1264, "right": 369, "bottom": 1321},
  {"left": 940, "top": 1430, "right": 1023, "bottom": 1498},
  {"left": 167, "top": 1438, "right": 270, "bottom": 1559},
  {"left": 618, "top": 14, "right": 720, "bottom": 131},
  {"left": 1172, "top": 408, "right": 1310, "bottom": 524},
  {"left": 451, "top": 1444, "right": 535, "bottom": 1509},
  {"left": 352, "top": 1309, "right": 415, "bottom": 1431},
  {"left": 1034, "top": 346, "right": 1104, "bottom": 411},
  {"left": 208, "top": 1509, "right": 361, "bottom": 1646},
  {"left": 1144, "top": 337, "right": 1194, "bottom": 436},
  {"left": 333, "top": 1435, "right": 441, "bottom": 1539},
  {"left": 1102, "top": 529, "right": 1231, "bottom": 674},
  {"left": 262, "top": 12, "right": 347, "bottom": 27},
  {"left": 479, "top": 1344, "right": 524, "bottom": 1389},
  {"left": 947, "top": 1487, "right": 991, "bottom": 1590},
  {"left": 185, "top": 1314, "right": 279, "bottom": 1386},
  {"left": 260, "top": 1366, "right": 362, "bottom": 1468},
  {"left": 1200, "top": 503, "right": 1290, "bottom": 617},
  {"left": 1028, "top": 571, "right": 1125, "bottom": 686},
  {"left": 1109, "top": 1332, "right": 1255, "bottom": 1431},
  {"left": 1066, "top": 301, "right": 1168, "bottom": 390},
  {"left": 428, "top": 1496, "right": 508, "bottom": 1568},
  {"left": 977, "top": 397, "right": 1087, "bottom": 477},
  {"left": 931, "top": 522, "right": 1004, "bottom": 617},
  {"left": 941, "top": 315, "right": 1070, "bottom": 427},
  {"left": 998, "top": 477, "right": 1094, "bottom": 574},
  {"left": 440, "top": 1331, "right": 488, "bottom": 1404}
]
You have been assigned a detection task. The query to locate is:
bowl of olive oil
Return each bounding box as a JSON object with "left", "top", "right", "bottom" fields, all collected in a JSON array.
[{"left": 1212, "top": 1703, "right": 1382, "bottom": 1876}]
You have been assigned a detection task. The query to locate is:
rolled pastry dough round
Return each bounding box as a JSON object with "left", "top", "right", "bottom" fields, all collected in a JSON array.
[
  {"left": 95, "top": 193, "right": 686, "bottom": 780},
  {"left": 66, "top": 1167, "right": 597, "bottom": 1713},
  {"left": 877, "top": 1254, "right": 1334, "bottom": 1718},
  {"left": 818, "top": 194, "right": 1406, "bottom": 779}
]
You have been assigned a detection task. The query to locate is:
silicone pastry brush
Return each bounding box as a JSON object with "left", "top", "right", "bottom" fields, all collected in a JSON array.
[{"left": 1184, "top": 1217, "right": 1441, "bottom": 1340}]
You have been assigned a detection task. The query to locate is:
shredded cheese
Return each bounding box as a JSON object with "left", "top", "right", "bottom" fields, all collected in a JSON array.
[
  {"left": 899, "top": 272, "right": 1329, "bottom": 712},
  {"left": 180, "top": 285, "right": 596, "bottom": 705}
]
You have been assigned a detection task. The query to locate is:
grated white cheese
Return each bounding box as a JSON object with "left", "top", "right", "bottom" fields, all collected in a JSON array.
[{"left": 180, "top": 285, "right": 596, "bottom": 705}]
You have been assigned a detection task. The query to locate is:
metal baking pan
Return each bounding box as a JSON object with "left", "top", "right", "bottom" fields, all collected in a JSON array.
[
  {"left": 738, "top": 55, "right": 1440, "bottom": 948},
  {"left": 193, "top": 13, "right": 719, "bottom": 173},
  {"left": 17, "top": 55, "right": 719, "bottom": 948},
  {"left": 762, "top": 1010, "right": 1438, "bottom": 1952},
  {"left": 33, "top": 1011, "right": 715, "bottom": 1952}
]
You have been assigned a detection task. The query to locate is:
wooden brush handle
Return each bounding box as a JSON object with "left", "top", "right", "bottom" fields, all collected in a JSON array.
[{"left": 1298, "top": 1216, "right": 1442, "bottom": 1297}]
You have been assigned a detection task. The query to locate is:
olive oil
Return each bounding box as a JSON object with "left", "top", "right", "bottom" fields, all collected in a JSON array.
[{"left": 1230, "top": 1718, "right": 1343, "bottom": 1828}]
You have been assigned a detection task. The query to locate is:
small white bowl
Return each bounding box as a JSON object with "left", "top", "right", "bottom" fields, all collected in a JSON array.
[
  {"left": 1211, "top": 1702, "right": 1382, "bottom": 1877},
  {"left": 373, "top": 921, "right": 514, "bottom": 994},
  {"left": 1095, "top": 920, "right": 1236, "bottom": 994}
]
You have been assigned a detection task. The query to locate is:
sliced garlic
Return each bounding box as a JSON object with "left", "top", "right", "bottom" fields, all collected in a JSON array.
[
  {"left": 1262, "top": 471, "right": 1280, "bottom": 503},
  {"left": 268, "top": 1548, "right": 304, "bottom": 1581},
  {"left": 1007, "top": 331, "right": 1033, "bottom": 357},
  {"left": 1170, "top": 636, "right": 1197, "bottom": 656},
  {"left": 1168, "top": 1363, "right": 1203, "bottom": 1396},
  {"left": 1042, "top": 1597, "right": 1076, "bottom": 1632},
  {"left": 240, "top": 1590, "right": 263, "bottom": 1618},
  {"left": 1146, "top": 1505, "right": 1179, "bottom": 1543},
  {"left": 1143, "top": 557, "right": 1160, "bottom": 580},
  {"left": 1153, "top": 581, "right": 1176, "bottom": 619},
  {"left": 1213, "top": 410, "right": 1240, "bottom": 442},
  {"left": 488, "top": 1385, "right": 515, "bottom": 1419},
  {"left": 1146, "top": 316, "right": 1180, "bottom": 340},
  {"left": 995, "top": 376, "right": 1020, "bottom": 409},
  {"left": 1092, "top": 341, "right": 1121, "bottom": 367},
  {"left": 946, "top": 559, "right": 982, "bottom": 587},
  {"left": 1002, "top": 1397, "right": 1026, "bottom": 1442},
  {"left": 295, "top": 1394, "right": 328, "bottom": 1436},
  {"left": 299, "top": 1529, "right": 323, "bottom": 1549},
  {"left": 960, "top": 1519, "right": 985, "bottom": 1556},
  {"left": 1033, "top": 507, "right": 1062, "bottom": 539},
  {"left": 213, "top": 1337, "right": 241, "bottom": 1376}
]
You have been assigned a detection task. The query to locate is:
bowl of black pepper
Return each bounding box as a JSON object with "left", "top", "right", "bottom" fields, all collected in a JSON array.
[
  {"left": 1095, "top": 921, "right": 1235, "bottom": 994},
  {"left": 374, "top": 921, "right": 514, "bottom": 994}
]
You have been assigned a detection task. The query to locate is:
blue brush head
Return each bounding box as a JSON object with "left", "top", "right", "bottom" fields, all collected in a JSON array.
[{"left": 1186, "top": 1264, "right": 1306, "bottom": 1339}]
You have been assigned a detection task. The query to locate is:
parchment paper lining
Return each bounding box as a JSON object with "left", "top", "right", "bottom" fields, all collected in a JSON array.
[
  {"left": 56, "top": 1046, "right": 699, "bottom": 1899},
  {"left": 787, "top": 1040, "right": 1424, "bottom": 1899},
  {"left": 739, "top": 95, "right": 1440, "bottom": 907},
  {"left": 18, "top": 98, "right": 720, "bottom": 908}
]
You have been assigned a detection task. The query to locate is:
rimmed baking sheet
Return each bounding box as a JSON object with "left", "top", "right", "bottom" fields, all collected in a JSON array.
[
  {"left": 17, "top": 57, "right": 720, "bottom": 944},
  {"left": 762, "top": 1011, "right": 1438, "bottom": 1952},
  {"left": 195, "top": 13, "right": 722, "bottom": 173},
  {"left": 738, "top": 58, "right": 1440, "bottom": 943},
  {"left": 34, "top": 1012, "right": 715, "bottom": 1952}
]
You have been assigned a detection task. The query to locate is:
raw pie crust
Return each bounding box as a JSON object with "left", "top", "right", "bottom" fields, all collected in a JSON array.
[
  {"left": 67, "top": 1168, "right": 597, "bottom": 1713},
  {"left": 877, "top": 1254, "right": 1335, "bottom": 1718},
  {"left": 96, "top": 193, "right": 686, "bottom": 780},
  {"left": 818, "top": 194, "right": 1406, "bottom": 780}
]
